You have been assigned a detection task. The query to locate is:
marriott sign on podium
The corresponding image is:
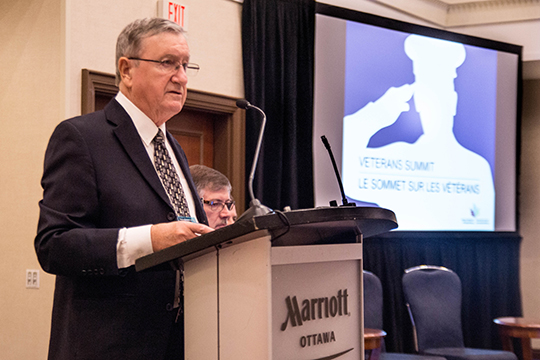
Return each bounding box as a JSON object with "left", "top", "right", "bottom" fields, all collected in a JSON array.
[{"left": 272, "top": 245, "right": 363, "bottom": 359}]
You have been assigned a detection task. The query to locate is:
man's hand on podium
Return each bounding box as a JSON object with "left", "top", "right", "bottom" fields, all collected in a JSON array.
[{"left": 150, "top": 221, "right": 214, "bottom": 252}]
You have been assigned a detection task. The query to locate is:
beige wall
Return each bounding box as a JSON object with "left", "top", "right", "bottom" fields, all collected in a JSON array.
[
  {"left": 2, "top": 0, "right": 540, "bottom": 358},
  {"left": 0, "top": 0, "right": 65, "bottom": 358}
]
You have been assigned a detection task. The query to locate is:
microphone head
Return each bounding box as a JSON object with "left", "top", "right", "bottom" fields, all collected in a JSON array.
[
  {"left": 236, "top": 99, "right": 251, "bottom": 110},
  {"left": 321, "top": 135, "right": 331, "bottom": 149}
]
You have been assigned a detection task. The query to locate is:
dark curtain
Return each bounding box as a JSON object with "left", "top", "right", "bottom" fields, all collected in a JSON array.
[
  {"left": 364, "top": 232, "right": 522, "bottom": 353},
  {"left": 240, "top": 0, "right": 522, "bottom": 354},
  {"left": 241, "top": 0, "right": 315, "bottom": 211}
]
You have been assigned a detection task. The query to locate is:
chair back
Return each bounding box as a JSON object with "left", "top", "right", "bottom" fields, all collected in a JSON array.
[
  {"left": 363, "top": 270, "right": 387, "bottom": 352},
  {"left": 363, "top": 270, "right": 384, "bottom": 330},
  {"left": 402, "top": 265, "right": 465, "bottom": 352}
]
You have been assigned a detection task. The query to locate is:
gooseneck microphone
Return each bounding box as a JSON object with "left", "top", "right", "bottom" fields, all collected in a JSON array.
[
  {"left": 235, "top": 99, "right": 272, "bottom": 220},
  {"left": 321, "top": 135, "right": 355, "bottom": 207}
]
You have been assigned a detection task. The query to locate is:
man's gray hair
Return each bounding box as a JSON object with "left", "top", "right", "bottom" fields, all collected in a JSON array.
[
  {"left": 190, "top": 165, "right": 232, "bottom": 198},
  {"left": 115, "top": 18, "right": 185, "bottom": 85}
]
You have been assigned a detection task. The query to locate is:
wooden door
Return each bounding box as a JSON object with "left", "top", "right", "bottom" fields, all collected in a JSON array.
[{"left": 167, "top": 108, "right": 216, "bottom": 167}]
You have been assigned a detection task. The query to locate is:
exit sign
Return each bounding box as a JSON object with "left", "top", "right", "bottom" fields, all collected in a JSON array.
[{"left": 157, "top": 1, "right": 188, "bottom": 30}]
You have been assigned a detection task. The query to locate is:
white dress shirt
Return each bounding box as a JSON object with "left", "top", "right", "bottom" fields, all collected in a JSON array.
[{"left": 114, "top": 91, "right": 198, "bottom": 269}]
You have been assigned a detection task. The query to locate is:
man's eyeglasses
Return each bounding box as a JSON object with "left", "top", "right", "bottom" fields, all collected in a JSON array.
[
  {"left": 202, "top": 199, "right": 235, "bottom": 212},
  {"left": 128, "top": 57, "right": 200, "bottom": 76}
]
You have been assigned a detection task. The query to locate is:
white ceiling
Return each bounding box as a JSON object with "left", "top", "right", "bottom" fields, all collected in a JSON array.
[{"left": 374, "top": 0, "right": 540, "bottom": 27}]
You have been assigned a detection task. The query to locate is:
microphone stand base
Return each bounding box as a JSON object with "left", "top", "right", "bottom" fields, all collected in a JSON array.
[{"left": 237, "top": 199, "right": 272, "bottom": 222}]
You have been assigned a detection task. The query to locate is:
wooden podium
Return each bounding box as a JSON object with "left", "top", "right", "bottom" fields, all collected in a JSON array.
[{"left": 136, "top": 206, "right": 397, "bottom": 360}]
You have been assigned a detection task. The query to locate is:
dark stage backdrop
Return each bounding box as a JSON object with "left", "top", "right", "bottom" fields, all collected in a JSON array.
[
  {"left": 241, "top": 0, "right": 315, "bottom": 211},
  {"left": 241, "top": 0, "right": 522, "bottom": 353}
]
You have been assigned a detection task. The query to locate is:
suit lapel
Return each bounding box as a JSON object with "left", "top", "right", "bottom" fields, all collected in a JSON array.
[
  {"left": 104, "top": 99, "right": 208, "bottom": 225},
  {"left": 104, "top": 100, "right": 173, "bottom": 211}
]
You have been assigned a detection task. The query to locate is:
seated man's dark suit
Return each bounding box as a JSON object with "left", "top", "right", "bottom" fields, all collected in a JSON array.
[{"left": 35, "top": 98, "right": 207, "bottom": 360}]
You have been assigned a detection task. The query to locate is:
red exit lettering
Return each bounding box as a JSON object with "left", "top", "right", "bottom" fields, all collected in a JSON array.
[{"left": 168, "top": 2, "right": 185, "bottom": 27}]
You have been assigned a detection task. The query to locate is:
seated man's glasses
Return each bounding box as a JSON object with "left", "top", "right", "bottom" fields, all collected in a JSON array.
[{"left": 202, "top": 199, "right": 235, "bottom": 213}]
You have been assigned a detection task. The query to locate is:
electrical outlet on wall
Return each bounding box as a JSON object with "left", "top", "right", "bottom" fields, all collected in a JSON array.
[{"left": 26, "top": 269, "right": 40, "bottom": 289}]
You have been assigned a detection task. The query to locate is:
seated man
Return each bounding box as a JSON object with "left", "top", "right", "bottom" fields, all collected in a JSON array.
[{"left": 190, "top": 165, "right": 237, "bottom": 229}]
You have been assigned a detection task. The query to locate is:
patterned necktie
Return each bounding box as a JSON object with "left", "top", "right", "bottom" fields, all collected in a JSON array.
[{"left": 153, "top": 129, "right": 191, "bottom": 218}]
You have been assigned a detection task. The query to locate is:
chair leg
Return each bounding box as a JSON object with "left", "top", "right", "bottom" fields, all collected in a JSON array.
[
  {"left": 370, "top": 347, "right": 381, "bottom": 360},
  {"left": 499, "top": 329, "right": 514, "bottom": 352}
]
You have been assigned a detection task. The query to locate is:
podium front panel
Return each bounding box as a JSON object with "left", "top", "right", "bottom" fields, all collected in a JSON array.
[
  {"left": 271, "top": 244, "right": 363, "bottom": 360},
  {"left": 183, "top": 250, "right": 219, "bottom": 359},
  {"left": 218, "top": 235, "right": 273, "bottom": 359},
  {"left": 184, "top": 232, "right": 274, "bottom": 360}
]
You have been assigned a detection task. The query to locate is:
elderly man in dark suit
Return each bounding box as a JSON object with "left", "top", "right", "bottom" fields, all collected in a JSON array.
[{"left": 35, "top": 18, "right": 213, "bottom": 360}]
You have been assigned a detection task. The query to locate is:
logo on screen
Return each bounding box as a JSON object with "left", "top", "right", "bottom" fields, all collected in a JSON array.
[{"left": 470, "top": 204, "right": 480, "bottom": 217}]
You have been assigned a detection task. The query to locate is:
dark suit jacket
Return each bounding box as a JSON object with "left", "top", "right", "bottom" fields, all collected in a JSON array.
[{"left": 35, "top": 99, "right": 208, "bottom": 360}]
